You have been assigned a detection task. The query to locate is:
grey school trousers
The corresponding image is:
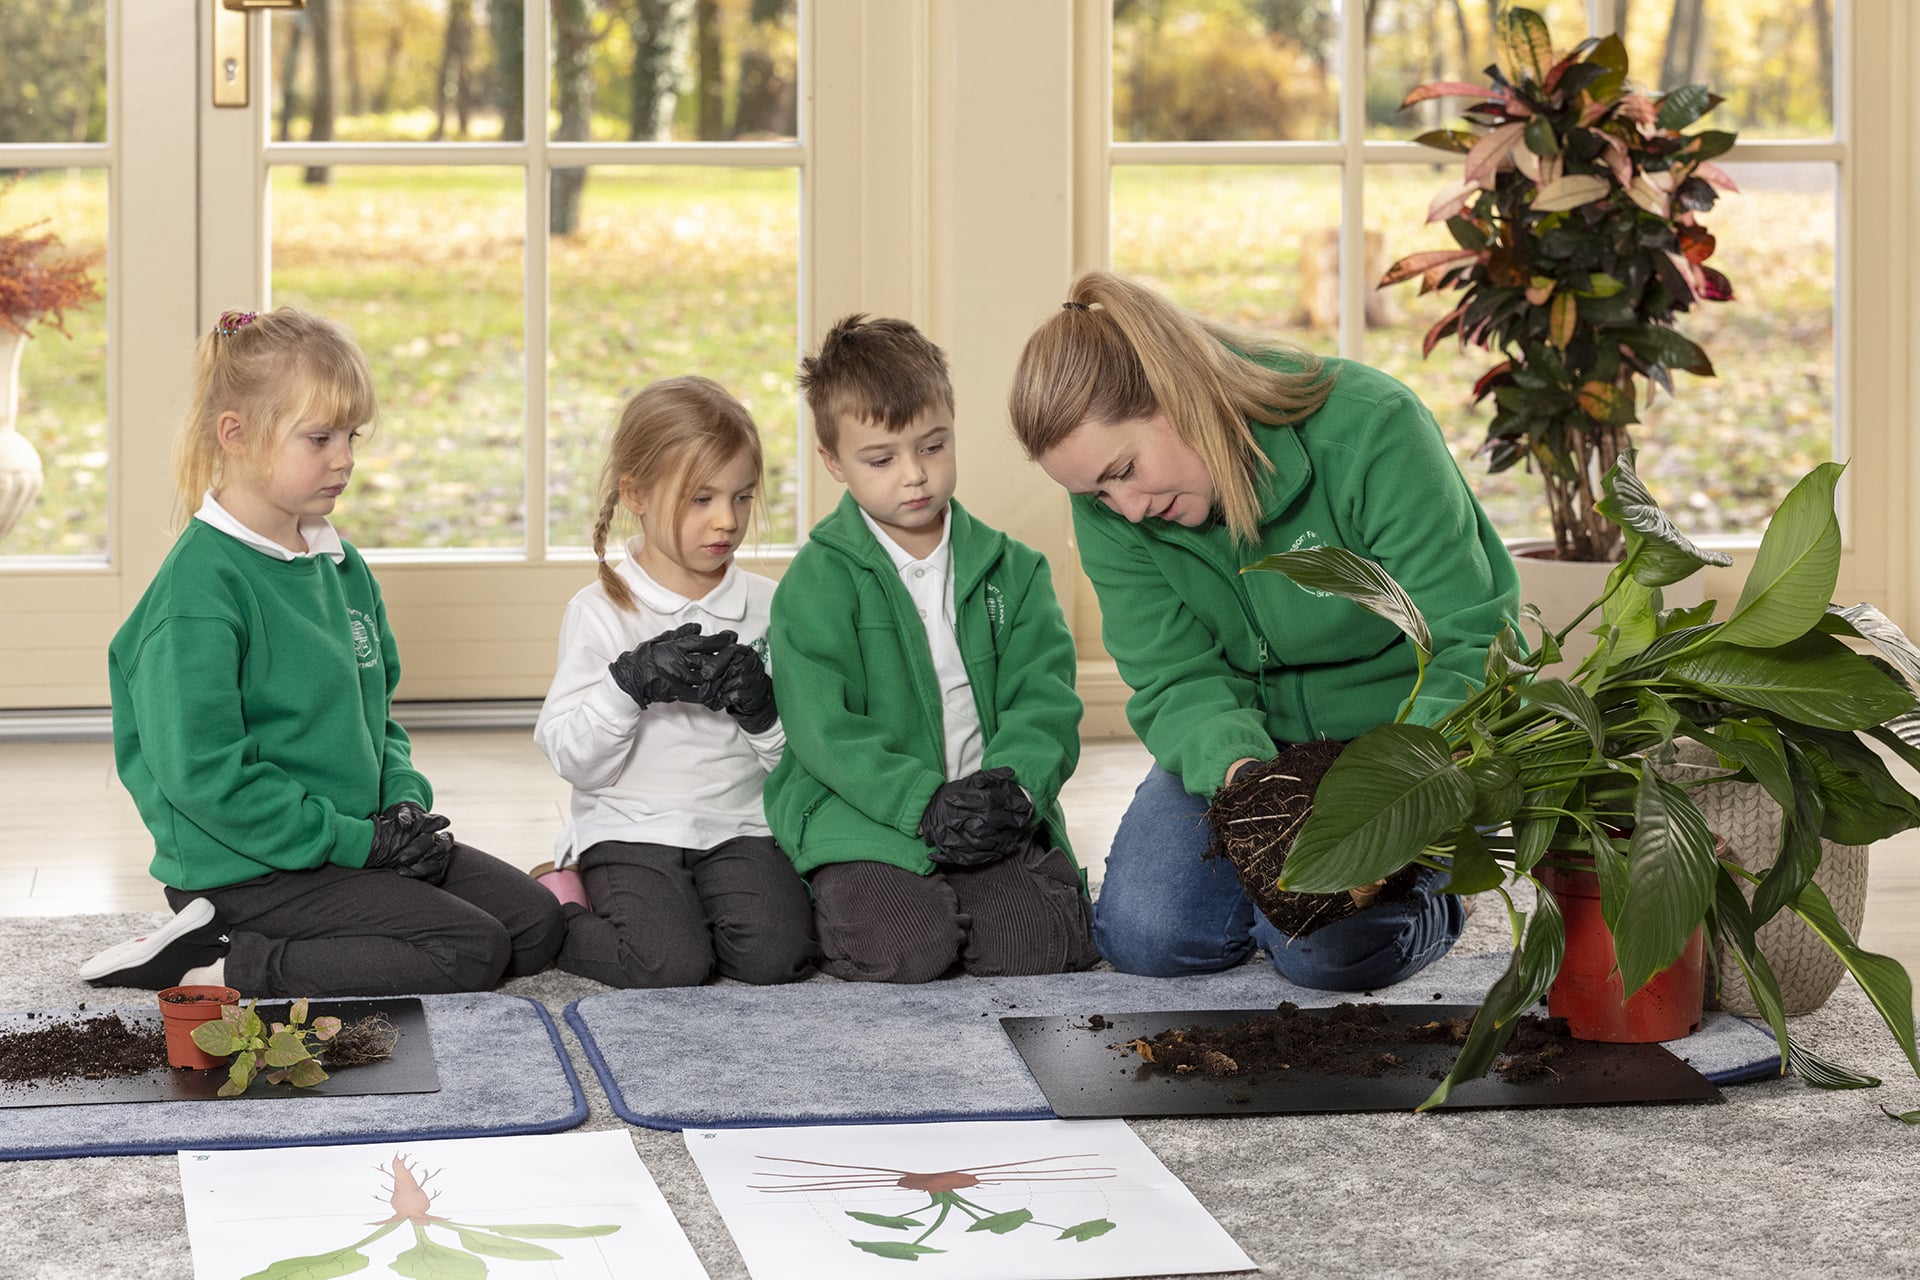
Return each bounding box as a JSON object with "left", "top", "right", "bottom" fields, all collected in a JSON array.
[
  {"left": 555, "top": 835, "right": 817, "bottom": 989},
  {"left": 809, "top": 836, "right": 1099, "bottom": 983},
  {"left": 165, "top": 843, "right": 566, "bottom": 999}
]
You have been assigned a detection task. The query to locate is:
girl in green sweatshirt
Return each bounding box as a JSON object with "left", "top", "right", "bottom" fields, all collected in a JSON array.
[
  {"left": 1008, "top": 271, "right": 1519, "bottom": 991},
  {"left": 79, "top": 307, "right": 564, "bottom": 998}
]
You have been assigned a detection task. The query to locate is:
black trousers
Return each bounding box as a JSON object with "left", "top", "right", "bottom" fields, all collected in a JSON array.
[
  {"left": 166, "top": 843, "right": 566, "bottom": 999},
  {"left": 809, "top": 837, "right": 1098, "bottom": 983},
  {"left": 555, "top": 835, "right": 817, "bottom": 988}
]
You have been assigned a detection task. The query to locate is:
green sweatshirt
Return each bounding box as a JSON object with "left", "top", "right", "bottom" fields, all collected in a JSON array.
[
  {"left": 1077, "top": 356, "right": 1520, "bottom": 798},
  {"left": 108, "top": 521, "right": 431, "bottom": 891},
  {"left": 765, "top": 494, "right": 1083, "bottom": 877}
]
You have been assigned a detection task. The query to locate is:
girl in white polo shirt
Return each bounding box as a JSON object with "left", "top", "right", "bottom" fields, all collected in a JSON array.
[{"left": 532, "top": 376, "right": 815, "bottom": 987}]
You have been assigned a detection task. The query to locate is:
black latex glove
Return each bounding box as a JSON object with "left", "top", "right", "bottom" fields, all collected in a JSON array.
[
  {"left": 917, "top": 766, "right": 1034, "bottom": 866},
  {"left": 608, "top": 622, "right": 733, "bottom": 709},
  {"left": 366, "top": 801, "right": 455, "bottom": 883},
  {"left": 702, "top": 637, "right": 777, "bottom": 734}
]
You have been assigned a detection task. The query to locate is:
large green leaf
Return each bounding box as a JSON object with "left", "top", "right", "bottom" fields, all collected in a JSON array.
[
  {"left": 1716, "top": 462, "right": 1843, "bottom": 648},
  {"left": 1747, "top": 741, "right": 1825, "bottom": 928},
  {"left": 1515, "top": 679, "right": 1606, "bottom": 754},
  {"left": 1666, "top": 633, "right": 1917, "bottom": 730},
  {"left": 1787, "top": 727, "right": 1920, "bottom": 844},
  {"left": 1242, "top": 546, "right": 1432, "bottom": 659},
  {"left": 1618, "top": 326, "right": 1714, "bottom": 375},
  {"left": 1656, "top": 83, "right": 1717, "bottom": 130},
  {"left": 1689, "top": 721, "right": 1792, "bottom": 808},
  {"left": 1282, "top": 724, "right": 1476, "bottom": 892},
  {"left": 1420, "top": 890, "right": 1565, "bottom": 1110},
  {"left": 1613, "top": 773, "right": 1718, "bottom": 994},
  {"left": 1787, "top": 881, "right": 1920, "bottom": 1076},
  {"left": 1585, "top": 33, "right": 1629, "bottom": 100},
  {"left": 1594, "top": 449, "right": 1731, "bottom": 586},
  {"left": 1442, "top": 826, "right": 1508, "bottom": 895},
  {"left": 1821, "top": 602, "right": 1920, "bottom": 688},
  {"left": 1463, "top": 754, "right": 1522, "bottom": 826},
  {"left": 1709, "top": 865, "right": 1790, "bottom": 1076},
  {"left": 1500, "top": 6, "right": 1555, "bottom": 84}
]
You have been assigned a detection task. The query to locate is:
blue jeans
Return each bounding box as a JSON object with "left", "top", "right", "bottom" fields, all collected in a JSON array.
[{"left": 1091, "top": 763, "right": 1466, "bottom": 991}]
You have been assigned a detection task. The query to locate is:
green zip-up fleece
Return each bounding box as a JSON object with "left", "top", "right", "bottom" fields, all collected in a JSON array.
[
  {"left": 765, "top": 493, "right": 1083, "bottom": 878},
  {"left": 1078, "top": 356, "right": 1520, "bottom": 798},
  {"left": 109, "top": 522, "right": 432, "bottom": 891}
]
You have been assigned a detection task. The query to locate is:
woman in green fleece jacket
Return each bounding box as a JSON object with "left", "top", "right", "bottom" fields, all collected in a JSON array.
[
  {"left": 1007, "top": 271, "right": 1520, "bottom": 991},
  {"left": 79, "top": 308, "right": 564, "bottom": 998}
]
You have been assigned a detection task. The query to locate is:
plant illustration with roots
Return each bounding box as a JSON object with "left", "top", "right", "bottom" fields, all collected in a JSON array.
[
  {"left": 240, "top": 1153, "right": 620, "bottom": 1279},
  {"left": 749, "top": 1152, "right": 1118, "bottom": 1262}
]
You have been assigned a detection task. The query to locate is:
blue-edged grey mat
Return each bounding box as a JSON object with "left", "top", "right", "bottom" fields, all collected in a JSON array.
[
  {"left": 0, "top": 992, "right": 587, "bottom": 1162},
  {"left": 566, "top": 952, "right": 1783, "bottom": 1130}
]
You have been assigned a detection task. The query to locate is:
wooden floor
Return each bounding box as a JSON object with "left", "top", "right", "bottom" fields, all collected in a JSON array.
[{"left": 4, "top": 730, "right": 1917, "bottom": 994}]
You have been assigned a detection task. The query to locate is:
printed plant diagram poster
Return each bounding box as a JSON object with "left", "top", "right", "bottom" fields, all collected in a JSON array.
[
  {"left": 683, "top": 1118, "right": 1253, "bottom": 1280},
  {"left": 178, "top": 1130, "right": 708, "bottom": 1280}
]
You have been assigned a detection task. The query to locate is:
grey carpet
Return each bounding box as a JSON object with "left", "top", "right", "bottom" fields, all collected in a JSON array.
[
  {"left": 0, "top": 991, "right": 586, "bottom": 1161},
  {"left": 2, "top": 905, "right": 1917, "bottom": 1279},
  {"left": 567, "top": 953, "right": 1782, "bottom": 1130}
]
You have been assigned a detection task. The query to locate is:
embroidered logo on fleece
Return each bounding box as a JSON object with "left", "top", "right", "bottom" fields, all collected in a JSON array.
[
  {"left": 348, "top": 608, "right": 378, "bottom": 668},
  {"left": 984, "top": 582, "right": 1007, "bottom": 635},
  {"left": 1287, "top": 532, "right": 1332, "bottom": 598}
]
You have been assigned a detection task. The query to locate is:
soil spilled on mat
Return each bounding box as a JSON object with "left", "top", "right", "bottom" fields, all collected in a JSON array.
[
  {"left": 0, "top": 1012, "right": 166, "bottom": 1089},
  {"left": 1120, "top": 1003, "right": 1573, "bottom": 1084}
]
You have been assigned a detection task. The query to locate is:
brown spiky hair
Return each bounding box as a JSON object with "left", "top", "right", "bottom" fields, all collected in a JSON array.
[{"left": 798, "top": 314, "right": 955, "bottom": 455}]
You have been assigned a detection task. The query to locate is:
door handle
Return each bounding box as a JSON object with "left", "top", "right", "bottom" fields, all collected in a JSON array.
[{"left": 212, "top": 0, "right": 307, "bottom": 109}]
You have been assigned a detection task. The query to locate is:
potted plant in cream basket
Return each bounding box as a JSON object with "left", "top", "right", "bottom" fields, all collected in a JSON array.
[
  {"left": 1238, "top": 451, "right": 1920, "bottom": 1113},
  {"left": 0, "top": 172, "right": 102, "bottom": 541}
]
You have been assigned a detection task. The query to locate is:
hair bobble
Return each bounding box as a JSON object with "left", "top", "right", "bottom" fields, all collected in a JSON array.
[
  {"left": 1061, "top": 301, "right": 1091, "bottom": 312},
  {"left": 214, "top": 310, "right": 258, "bottom": 337}
]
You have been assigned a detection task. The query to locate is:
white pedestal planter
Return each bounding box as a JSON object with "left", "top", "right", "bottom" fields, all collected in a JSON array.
[{"left": 0, "top": 328, "right": 44, "bottom": 541}]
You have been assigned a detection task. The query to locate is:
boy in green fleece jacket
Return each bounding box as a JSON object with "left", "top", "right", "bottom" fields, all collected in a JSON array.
[{"left": 766, "top": 315, "right": 1097, "bottom": 983}]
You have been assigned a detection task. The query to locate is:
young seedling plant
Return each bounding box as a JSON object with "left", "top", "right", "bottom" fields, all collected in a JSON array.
[
  {"left": 750, "top": 1153, "right": 1117, "bottom": 1262},
  {"left": 189, "top": 997, "right": 340, "bottom": 1098}
]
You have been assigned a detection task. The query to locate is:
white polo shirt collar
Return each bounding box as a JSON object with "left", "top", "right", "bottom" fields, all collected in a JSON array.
[{"left": 194, "top": 491, "right": 347, "bottom": 564}]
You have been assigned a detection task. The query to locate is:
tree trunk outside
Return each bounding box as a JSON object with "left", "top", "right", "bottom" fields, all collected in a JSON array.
[
  {"left": 341, "top": 0, "right": 363, "bottom": 116},
  {"left": 303, "top": 0, "right": 335, "bottom": 186},
  {"left": 371, "top": 21, "right": 401, "bottom": 116},
  {"left": 626, "top": 0, "right": 697, "bottom": 141},
  {"left": 277, "top": 12, "right": 304, "bottom": 143},
  {"left": 551, "top": 0, "right": 594, "bottom": 236},
  {"left": 1813, "top": 0, "right": 1833, "bottom": 124},
  {"left": 695, "top": 0, "right": 724, "bottom": 140},
  {"left": 491, "top": 0, "right": 526, "bottom": 142},
  {"left": 432, "top": 0, "right": 475, "bottom": 142}
]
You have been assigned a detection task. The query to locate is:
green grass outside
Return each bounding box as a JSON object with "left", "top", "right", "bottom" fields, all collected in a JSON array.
[{"left": 4, "top": 162, "right": 1832, "bottom": 558}]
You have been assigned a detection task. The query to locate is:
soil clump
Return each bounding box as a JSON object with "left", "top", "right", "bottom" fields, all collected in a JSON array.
[
  {"left": 0, "top": 1012, "right": 166, "bottom": 1088},
  {"left": 1204, "top": 740, "right": 1420, "bottom": 936}
]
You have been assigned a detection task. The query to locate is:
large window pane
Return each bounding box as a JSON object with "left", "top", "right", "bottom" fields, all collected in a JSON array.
[
  {"left": 0, "top": 2, "right": 107, "bottom": 145},
  {"left": 1113, "top": 2, "right": 1338, "bottom": 142},
  {"left": 548, "top": 165, "right": 799, "bottom": 549},
  {"left": 551, "top": 0, "right": 798, "bottom": 144},
  {"left": 1621, "top": 0, "right": 1833, "bottom": 139},
  {"left": 1365, "top": 0, "right": 1586, "bottom": 139},
  {"left": 1111, "top": 166, "right": 1342, "bottom": 332},
  {"left": 0, "top": 168, "right": 107, "bottom": 559},
  {"left": 272, "top": 2, "right": 523, "bottom": 143},
  {"left": 270, "top": 165, "right": 526, "bottom": 551}
]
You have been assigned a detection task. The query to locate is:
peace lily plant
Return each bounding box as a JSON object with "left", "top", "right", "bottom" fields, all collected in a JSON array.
[{"left": 1247, "top": 453, "right": 1920, "bottom": 1111}]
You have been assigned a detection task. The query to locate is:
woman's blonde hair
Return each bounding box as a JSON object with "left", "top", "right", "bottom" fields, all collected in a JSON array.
[
  {"left": 1008, "top": 270, "right": 1336, "bottom": 544},
  {"left": 171, "top": 307, "right": 378, "bottom": 532},
  {"left": 592, "top": 376, "right": 765, "bottom": 612}
]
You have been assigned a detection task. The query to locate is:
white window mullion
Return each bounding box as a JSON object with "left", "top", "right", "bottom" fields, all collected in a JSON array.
[
  {"left": 1339, "top": 0, "right": 1367, "bottom": 361},
  {"left": 524, "top": 5, "right": 550, "bottom": 563}
]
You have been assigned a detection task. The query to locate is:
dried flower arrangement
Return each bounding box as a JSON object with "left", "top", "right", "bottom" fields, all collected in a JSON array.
[{"left": 0, "top": 173, "right": 103, "bottom": 339}]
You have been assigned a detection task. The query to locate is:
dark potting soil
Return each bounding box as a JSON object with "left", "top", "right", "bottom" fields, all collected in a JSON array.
[
  {"left": 1121, "top": 1003, "right": 1574, "bottom": 1084},
  {"left": 1204, "top": 740, "right": 1420, "bottom": 937},
  {"left": 0, "top": 1012, "right": 167, "bottom": 1087}
]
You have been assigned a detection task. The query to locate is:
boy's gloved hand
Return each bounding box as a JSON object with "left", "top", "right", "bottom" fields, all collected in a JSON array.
[
  {"left": 700, "top": 633, "right": 777, "bottom": 734},
  {"left": 366, "top": 801, "right": 455, "bottom": 884},
  {"left": 917, "top": 766, "right": 1034, "bottom": 866},
  {"left": 608, "top": 622, "right": 731, "bottom": 709}
]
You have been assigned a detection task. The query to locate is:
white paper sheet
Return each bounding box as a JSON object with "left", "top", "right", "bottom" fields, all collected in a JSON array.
[
  {"left": 178, "top": 1130, "right": 707, "bottom": 1280},
  {"left": 683, "top": 1119, "right": 1254, "bottom": 1280}
]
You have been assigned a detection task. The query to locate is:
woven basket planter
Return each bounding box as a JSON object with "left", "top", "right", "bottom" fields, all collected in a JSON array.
[{"left": 1656, "top": 740, "right": 1869, "bottom": 1017}]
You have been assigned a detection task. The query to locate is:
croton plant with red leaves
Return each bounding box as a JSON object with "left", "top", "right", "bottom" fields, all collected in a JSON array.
[{"left": 1380, "top": 8, "right": 1737, "bottom": 563}]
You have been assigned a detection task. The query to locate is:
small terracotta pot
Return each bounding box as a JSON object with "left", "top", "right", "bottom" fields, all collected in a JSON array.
[
  {"left": 1536, "top": 861, "right": 1706, "bottom": 1043},
  {"left": 157, "top": 985, "right": 240, "bottom": 1070}
]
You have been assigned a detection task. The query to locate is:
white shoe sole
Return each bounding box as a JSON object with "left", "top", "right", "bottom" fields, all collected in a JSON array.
[{"left": 76, "top": 897, "right": 217, "bottom": 981}]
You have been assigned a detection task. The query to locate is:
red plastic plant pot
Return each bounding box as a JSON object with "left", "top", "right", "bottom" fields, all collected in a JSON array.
[
  {"left": 156, "top": 984, "right": 240, "bottom": 1070},
  {"left": 1535, "top": 861, "right": 1706, "bottom": 1043}
]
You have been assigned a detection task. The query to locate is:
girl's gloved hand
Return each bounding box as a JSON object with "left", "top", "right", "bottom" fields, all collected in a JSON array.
[
  {"left": 366, "top": 801, "right": 455, "bottom": 883},
  {"left": 608, "top": 622, "right": 732, "bottom": 709},
  {"left": 700, "top": 634, "right": 777, "bottom": 733}
]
